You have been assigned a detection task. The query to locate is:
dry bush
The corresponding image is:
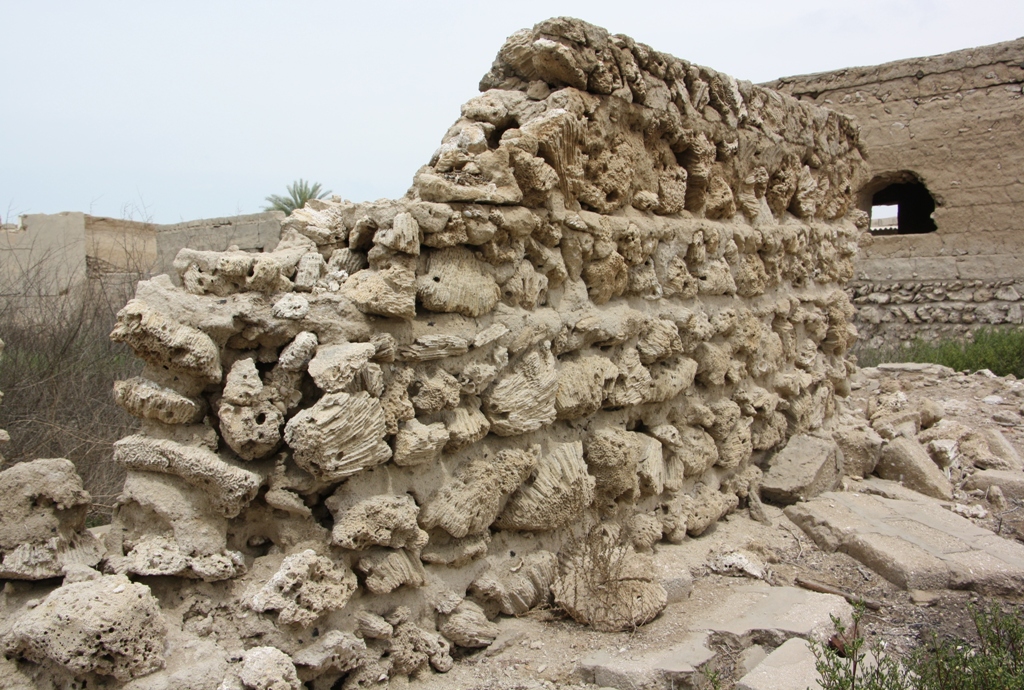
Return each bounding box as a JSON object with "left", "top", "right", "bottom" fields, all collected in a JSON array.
[
  {"left": 0, "top": 242, "right": 143, "bottom": 523},
  {"left": 553, "top": 518, "right": 666, "bottom": 632}
]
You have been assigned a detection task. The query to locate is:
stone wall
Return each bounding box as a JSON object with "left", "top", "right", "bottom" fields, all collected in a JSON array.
[
  {"left": 767, "top": 39, "right": 1024, "bottom": 347},
  {"left": 0, "top": 18, "right": 867, "bottom": 689},
  {"left": 0, "top": 211, "right": 282, "bottom": 314}
]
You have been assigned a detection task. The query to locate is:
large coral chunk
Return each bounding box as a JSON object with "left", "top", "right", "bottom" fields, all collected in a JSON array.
[
  {"left": 482, "top": 345, "right": 558, "bottom": 436},
  {"left": 113, "top": 435, "right": 262, "bottom": 517},
  {"left": 552, "top": 528, "right": 667, "bottom": 632},
  {"left": 469, "top": 550, "right": 557, "bottom": 615},
  {"left": 284, "top": 392, "right": 392, "bottom": 482},
  {"left": 329, "top": 494, "right": 429, "bottom": 551},
  {"left": 249, "top": 549, "right": 358, "bottom": 627},
  {"left": 2, "top": 574, "right": 166, "bottom": 681},
  {"left": 496, "top": 441, "right": 595, "bottom": 531},
  {"left": 420, "top": 447, "right": 538, "bottom": 538},
  {"left": 0, "top": 458, "right": 101, "bottom": 580},
  {"left": 110, "top": 299, "right": 222, "bottom": 384},
  {"left": 417, "top": 247, "right": 501, "bottom": 317}
]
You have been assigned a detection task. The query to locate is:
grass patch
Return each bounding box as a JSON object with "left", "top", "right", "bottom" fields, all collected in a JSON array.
[
  {"left": 813, "top": 603, "right": 1024, "bottom": 689},
  {"left": 855, "top": 328, "right": 1024, "bottom": 378}
]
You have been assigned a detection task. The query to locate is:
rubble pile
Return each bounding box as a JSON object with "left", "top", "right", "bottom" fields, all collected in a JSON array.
[{"left": 0, "top": 17, "right": 871, "bottom": 689}]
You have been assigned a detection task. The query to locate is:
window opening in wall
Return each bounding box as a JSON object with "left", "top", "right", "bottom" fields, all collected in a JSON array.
[{"left": 869, "top": 180, "right": 937, "bottom": 235}]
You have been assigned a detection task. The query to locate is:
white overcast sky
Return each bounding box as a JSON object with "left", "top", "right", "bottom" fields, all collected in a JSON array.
[{"left": 2, "top": 1, "right": 1022, "bottom": 223}]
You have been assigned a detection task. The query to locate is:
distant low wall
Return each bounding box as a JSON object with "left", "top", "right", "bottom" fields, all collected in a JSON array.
[{"left": 0, "top": 211, "right": 283, "bottom": 307}]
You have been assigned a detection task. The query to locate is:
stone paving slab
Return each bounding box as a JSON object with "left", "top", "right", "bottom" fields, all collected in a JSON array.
[
  {"left": 687, "top": 582, "right": 851, "bottom": 645},
  {"left": 579, "top": 584, "right": 848, "bottom": 690},
  {"left": 579, "top": 631, "right": 714, "bottom": 690},
  {"left": 736, "top": 638, "right": 819, "bottom": 690},
  {"left": 786, "top": 491, "right": 1024, "bottom": 594}
]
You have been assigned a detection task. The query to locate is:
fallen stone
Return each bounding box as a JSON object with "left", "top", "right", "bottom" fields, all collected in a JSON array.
[
  {"left": 964, "top": 469, "right": 1024, "bottom": 502},
  {"left": 786, "top": 491, "right": 1024, "bottom": 593},
  {"left": 761, "top": 435, "right": 842, "bottom": 505},
  {"left": 833, "top": 421, "right": 883, "bottom": 477},
  {"left": 688, "top": 582, "right": 851, "bottom": 645},
  {"left": 876, "top": 437, "right": 952, "bottom": 500},
  {"left": 736, "top": 638, "right": 819, "bottom": 690},
  {"left": 918, "top": 398, "right": 944, "bottom": 429},
  {"left": 875, "top": 362, "right": 955, "bottom": 377},
  {"left": 579, "top": 632, "right": 715, "bottom": 690},
  {"left": 970, "top": 428, "right": 1023, "bottom": 471},
  {"left": 738, "top": 645, "right": 769, "bottom": 676}
]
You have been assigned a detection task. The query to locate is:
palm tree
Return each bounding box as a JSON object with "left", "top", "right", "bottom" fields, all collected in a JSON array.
[{"left": 264, "top": 179, "right": 331, "bottom": 215}]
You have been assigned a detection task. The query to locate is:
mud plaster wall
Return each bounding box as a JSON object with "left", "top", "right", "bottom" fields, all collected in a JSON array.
[
  {"left": 0, "top": 211, "right": 282, "bottom": 312},
  {"left": 769, "top": 39, "right": 1024, "bottom": 347},
  {"left": 1, "top": 17, "right": 866, "bottom": 688}
]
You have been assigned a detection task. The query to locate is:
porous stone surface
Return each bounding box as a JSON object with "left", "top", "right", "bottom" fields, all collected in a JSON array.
[
  {"left": 552, "top": 527, "right": 668, "bottom": 632},
  {"left": 0, "top": 457, "right": 102, "bottom": 580},
  {"left": 1, "top": 574, "right": 166, "bottom": 682},
  {"left": 0, "top": 16, "right": 870, "bottom": 688},
  {"left": 238, "top": 646, "right": 301, "bottom": 690}
]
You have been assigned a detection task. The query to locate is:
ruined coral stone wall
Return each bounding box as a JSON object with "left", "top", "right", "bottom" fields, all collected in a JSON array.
[
  {"left": 0, "top": 17, "right": 864, "bottom": 687},
  {"left": 768, "top": 39, "right": 1024, "bottom": 347}
]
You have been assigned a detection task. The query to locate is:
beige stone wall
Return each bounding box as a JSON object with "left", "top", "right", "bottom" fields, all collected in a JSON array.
[
  {"left": 1, "top": 212, "right": 88, "bottom": 297},
  {"left": 768, "top": 39, "right": 1024, "bottom": 346},
  {"left": 0, "top": 212, "right": 282, "bottom": 315},
  {"left": 0, "top": 18, "right": 877, "bottom": 688}
]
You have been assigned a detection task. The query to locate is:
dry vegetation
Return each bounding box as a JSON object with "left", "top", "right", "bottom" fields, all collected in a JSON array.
[{"left": 0, "top": 251, "right": 142, "bottom": 522}]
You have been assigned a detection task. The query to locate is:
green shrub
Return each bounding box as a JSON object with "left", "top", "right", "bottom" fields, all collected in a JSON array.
[
  {"left": 812, "top": 603, "right": 1024, "bottom": 689},
  {"left": 912, "top": 603, "right": 1024, "bottom": 690},
  {"left": 855, "top": 328, "right": 1024, "bottom": 378},
  {"left": 812, "top": 606, "right": 913, "bottom": 689}
]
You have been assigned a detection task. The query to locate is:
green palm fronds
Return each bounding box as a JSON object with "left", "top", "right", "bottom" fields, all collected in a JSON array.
[{"left": 264, "top": 179, "right": 331, "bottom": 215}]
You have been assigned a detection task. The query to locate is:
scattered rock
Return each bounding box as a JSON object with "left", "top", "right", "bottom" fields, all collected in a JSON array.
[
  {"left": 0, "top": 458, "right": 101, "bottom": 580},
  {"left": 876, "top": 437, "right": 953, "bottom": 500},
  {"left": 761, "top": 435, "right": 843, "bottom": 504},
  {"left": 2, "top": 575, "right": 166, "bottom": 682},
  {"left": 736, "top": 638, "right": 819, "bottom": 690}
]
